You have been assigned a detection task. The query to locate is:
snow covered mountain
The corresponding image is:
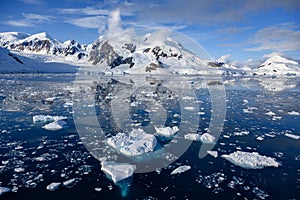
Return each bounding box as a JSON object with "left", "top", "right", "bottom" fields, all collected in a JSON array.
[
  {"left": 0, "top": 31, "right": 299, "bottom": 76},
  {"left": 0, "top": 32, "right": 88, "bottom": 61},
  {"left": 0, "top": 47, "right": 78, "bottom": 72},
  {"left": 254, "top": 55, "right": 299, "bottom": 76},
  {"left": 89, "top": 30, "right": 210, "bottom": 74}
]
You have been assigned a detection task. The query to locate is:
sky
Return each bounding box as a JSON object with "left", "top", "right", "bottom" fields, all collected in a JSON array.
[{"left": 0, "top": 0, "right": 300, "bottom": 62}]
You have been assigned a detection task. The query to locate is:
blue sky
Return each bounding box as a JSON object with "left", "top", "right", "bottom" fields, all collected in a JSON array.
[{"left": 0, "top": 0, "right": 300, "bottom": 62}]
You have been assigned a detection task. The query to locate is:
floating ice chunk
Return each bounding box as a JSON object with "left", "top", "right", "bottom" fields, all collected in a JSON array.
[
  {"left": 14, "top": 167, "right": 25, "bottom": 173},
  {"left": 265, "top": 111, "right": 276, "bottom": 116},
  {"left": 252, "top": 187, "right": 269, "bottom": 199},
  {"left": 200, "top": 133, "right": 215, "bottom": 144},
  {"left": 184, "top": 133, "right": 201, "bottom": 141},
  {"left": 285, "top": 133, "right": 300, "bottom": 140},
  {"left": 42, "top": 120, "right": 67, "bottom": 131},
  {"left": 184, "top": 106, "right": 194, "bottom": 111},
  {"left": 233, "top": 131, "right": 249, "bottom": 136},
  {"left": 46, "top": 182, "right": 61, "bottom": 191},
  {"left": 170, "top": 165, "right": 191, "bottom": 175},
  {"left": 288, "top": 111, "right": 300, "bottom": 116},
  {"left": 44, "top": 97, "right": 60, "bottom": 102},
  {"left": 107, "top": 128, "right": 156, "bottom": 156},
  {"left": 63, "top": 178, "right": 80, "bottom": 188},
  {"left": 222, "top": 151, "right": 279, "bottom": 169},
  {"left": 33, "top": 115, "right": 67, "bottom": 123},
  {"left": 155, "top": 126, "right": 179, "bottom": 137},
  {"left": 0, "top": 187, "right": 10, "bottom": 196},
  {"left": 63, "top": 102, "right": 73, "bottom": 108},
  {"left": 243, "top": 107, "right": 257, "bottom": 114},
  {"left": 101, "top": 161, "right": 136, "bottom": 183},
  {"left": 207, "top": 150, "right": 218, "bottom": 158},
  {"left": 256, "top": 136, "right": 264, "bottom": 141}
]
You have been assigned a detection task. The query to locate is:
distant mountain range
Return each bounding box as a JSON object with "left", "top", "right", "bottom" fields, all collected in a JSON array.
[{"left": 0, "top": 31, "right": 299, "bottom": 75}]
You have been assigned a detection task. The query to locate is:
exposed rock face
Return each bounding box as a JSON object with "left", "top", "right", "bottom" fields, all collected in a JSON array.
[{"left": 89, "top": 41, "right": 134, "bottom": 68}]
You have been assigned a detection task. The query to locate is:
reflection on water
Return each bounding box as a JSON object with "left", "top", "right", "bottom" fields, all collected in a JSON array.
[{"left": 0, "top": 73, "right": 299, "bottom": 199}]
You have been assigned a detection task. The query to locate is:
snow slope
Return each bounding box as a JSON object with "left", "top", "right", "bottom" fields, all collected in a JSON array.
[{"left": 254, "top": 55, "right": 300, "bottom": 76}]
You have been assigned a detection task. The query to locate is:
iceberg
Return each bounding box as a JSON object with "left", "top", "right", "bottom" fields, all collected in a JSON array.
[
  {"left": 33, "top": 115, "right": 67, "bottom": 123},
  {"left": 284, "top": 133, "right": 300, "bottom": 140},
  {"left": 101, "top": 161, "right": 136, "bottom": 183},
  {"left": 170, "top": 165, "right": 191, "bottom": 175},
  {"left": 107, "top": 128, "right": 156, "bottom": 156},
  {"left": 42, "top": 120, "right": 67, "bottom": 131},
  {"left": 207, "top": 150, "right": 218, "bottom": 158},
  {"left": 200, "top": 133, "right": 215, "bottom": 144},
  {"left": 221, "top": 151, "right": 279, "bottom": 169},
  {"left": 155, "top": 126, "right": 179, "bottom": 137},
  {"left": 46, "top": 182, "right": 61, "bottom": 191}
]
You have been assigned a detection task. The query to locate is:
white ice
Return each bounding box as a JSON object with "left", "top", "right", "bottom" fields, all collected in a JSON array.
[
  {"left": 285, "top": 133, "right": 300, "bottom": 140},
  {"left": 155, "top": 126, "right": 179, "bottom": 137},
  {"left": 42, "top": 120, "right": 67, "bottom": 131},
  {"left": 200, "top": 133, "right": 215, "bottom": 144},
  {"left": 33, "top": 115, "right": 67, "bottom": 123},
  {"left": 46, "top": 182, "right": 61, "bottom": 191},
  {"left": 101, "top": 161, "right": 136, "bottom": 183},
  {"left": 207, "top": 150, "right": 218, "bottom": 158},
  {"left": 107, "top": 128, "right": 157, "bottom": 156},
  {"left": 170, "top": 165, "right": 191, "bottom": 175},
  {"left": 221, "top": 151, "right": 279, "bottom": 169}
]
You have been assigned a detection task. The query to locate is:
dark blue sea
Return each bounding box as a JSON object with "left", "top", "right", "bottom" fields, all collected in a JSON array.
[{"left": 0, "top": 73, "right": 299, "bottom": 200}]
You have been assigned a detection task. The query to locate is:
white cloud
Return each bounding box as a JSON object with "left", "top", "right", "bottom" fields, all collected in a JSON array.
[
  {"left": 107, "top": 9, "right": 122, "bottom": 35},
  {"left": 66, "top": 16, "right": 106, "bottom": 29},
  {"left": 19, "top": 0, "right": 41, "bottom": 4},
  {"left": 217, "top": 54, "right": 231, "bottom": 62},
  {"left": 246, "top": 24, "right": 300, "bottom": 51},
  {"left": 263, "top": 52, "right": 284, "bottom": 58},
  {"left": 217, "top": 26, "right": 252, "bottom": 34},
  {"left": 57, "top": 7, "right": 109, "bottom": 16},
  {"left": 4, "top": 13, "right": 52, "bottom": 27}
]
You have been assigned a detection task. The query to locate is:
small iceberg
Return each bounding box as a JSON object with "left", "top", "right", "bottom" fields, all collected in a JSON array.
[
  {"left": 155, "top": 126, "right": 179, "bottom": 137},
  {"left": 207, "top": 150, "right": 218, "bottom": 158},
  {"left": 42, "top": 120, "right": 67, "bottom": 131},
  {"left": 33, "top": 115, "right": 67, "bottom": 131},
  {"left": 221, "top": 151, "right": 279, "bottom": 169},
  {"left": 46, "top": 182, "right": 61, "bottom": 191},
  {"left": 285, "top": 133, "right": 300, "bottom": 140},
  {"left": 200, "top": 133, "right": 215, "bottom": 144},
  {"left": 101, "top": 161, "right": 136, "bottom": 183},
  {"left": 33, "top": 115, "right": 67, "bottom": 123},
  {"left": 170, "top": 165, "right": 191, "bottom": 175},
  {"left": 107, "top": 128, "right": 156, "bottom": 157}
]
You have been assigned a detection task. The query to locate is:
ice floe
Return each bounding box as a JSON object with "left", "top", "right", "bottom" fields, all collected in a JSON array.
[
  {"left": 285, "top": 133, "right": 300, "bottom": 140},
  {"left": 101, "top": 161, "right": 136, "bottom": 183},
  {"left": 287, "top": 111, "right": 300, "bottom": 116},
  {"left": 170, "top": 165, "right": 191, "bottom": 175},
  {"left": 46, "top": 182, "right": 61, "bottom": 191},
  {"left": 207, "top": 150, "right": 218, "bottom": 158},
  {"left": 107, "top": 128, "right": 156, "bottom": 156},
  {"left": 33, "top": 115, "right": 67, "bottom": 123},
  {"left": 221, "top": 151, "right": 279, "bottom": 169},
  {"left": 42, "top": 120, "right": 67, "bottom": 131},
  {"left": 200, "top": 133, "right": 215, "bottom": 144},
  {"left": 154, "top": 126, "right": 179, "bottom": 137}
]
